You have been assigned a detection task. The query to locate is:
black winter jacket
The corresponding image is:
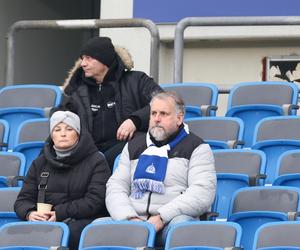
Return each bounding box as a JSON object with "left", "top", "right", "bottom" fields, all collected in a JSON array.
[
  {"left": 60, "top": 47, "right": 163, "bottom": 148},
  {"left": 14, "top": 127, "right": 111, "bottom": 222}
]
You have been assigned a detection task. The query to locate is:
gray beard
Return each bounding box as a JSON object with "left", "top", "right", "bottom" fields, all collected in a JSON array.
[{"left": 149, "top": 126, "right": 168, "bottom": 141}]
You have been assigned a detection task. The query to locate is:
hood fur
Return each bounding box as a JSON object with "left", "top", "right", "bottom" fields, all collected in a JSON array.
[{"left": 63, "top": 46, "right": 134, "bottom": 89}]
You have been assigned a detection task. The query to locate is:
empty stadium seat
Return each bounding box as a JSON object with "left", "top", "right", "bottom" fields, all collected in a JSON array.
[
  {"left": 228, "top": 186, "right": 300, "bottom": 250},
  {"left": 185, "top": 117, "right": 244, "bottom": 149},
  {"left": 273, "top": 149, "right": 300, "bottom": 188},
  {"left": 0, "top": 221, "right": 69, "bottom": 249},
  {"left": 213, "top": 149, "right": 266, "bottom": 219},
  {"left": 226, "top": 81, "right": 299, "bottom": 147},
  {"left": 252, "top": 116, "right": 300, "bottom": 184},
  {"left": 0, "top": 84, "right": 61, "bottom": 149},
  {"left": 164, "top": 221, "right": 242, "bottom": 250},
  {"left": 253, "top": 221, "right": 300, "bottom": 250},
  {"left": 160, "top": 83, "right": 218, "bottom": 118},
  {"left": 0, "top": 152, "right": 26, "bottom": 188},
  {"left": 13, "top": 118, "right": 49, "bottom": 174},
  {"left": 0, "top": 187, "right": 21, "bottom": 227},
  {"left": 0, "top": 120, "right": 9, "bottom": 152},
  {"left": 78, "top": 221, "right": 156, "bottom": 250}
]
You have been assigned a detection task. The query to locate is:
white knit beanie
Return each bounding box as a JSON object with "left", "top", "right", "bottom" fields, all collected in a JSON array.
[{"left": 50, "top": 111, "right": 81, "bottom": 134}]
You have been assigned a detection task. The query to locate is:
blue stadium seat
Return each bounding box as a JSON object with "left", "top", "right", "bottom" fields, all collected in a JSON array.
[
  {"left": 0, "top": 187, "right": 21, "bottom": 227},
  {"left": 273, "top": 149, "right": 300, "bottom": 188},
  {"left": 226, "top": 81, "right": 299, "bottom": 147},
  {"left": 13, "top": 118, "right": 49, "bottom": 174},
  {"left": 0, "top": 152, "right": 25, "bottom": 188},
  {"left": 251, "top": 116, "right": 300, "bottom": 184},
  {"left": 78, "top": 221, "right": 156, "bottom": 250},
  {"left": 14, "top": 142, "right": 44, "bottom": 175},
  {"left": 0, "top": 221, "right": 69, "bottom": 249},
  {"left": 165, "top": 221, "right": 242, "bottom": 250},
  {"left": 160, "top": 83, "right": 218, "bottom": 118},
  {"left": 185, "top": 117, "right": 244, "bottom": 149},
  {"left": 228, "top": 186, "right": 300, "bottom": 250},
  {"left": 253, "top": 221, "right": 300, "bottom": 250},
  {"left": 0, "top": 84, "right": 61, "bottom": 149},
  {"left": 0, "top": 120, "right": 9, "bottom": 152},
  {"left": 214, "top": 149, "right": 266, "bottom": 219},
  {"left": 112, "top": 154, "right": 121, "bottom": 173}
]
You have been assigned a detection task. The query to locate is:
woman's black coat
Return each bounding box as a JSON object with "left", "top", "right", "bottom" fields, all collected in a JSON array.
[{"left": 14, "top": 127, "right": 111, "bottom": 221}]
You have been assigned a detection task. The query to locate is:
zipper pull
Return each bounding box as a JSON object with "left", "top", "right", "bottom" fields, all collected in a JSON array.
[{"left": 98, "top": 84, "right": 102, "bottom": 92}]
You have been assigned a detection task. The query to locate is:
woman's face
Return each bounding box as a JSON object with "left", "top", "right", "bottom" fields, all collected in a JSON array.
[{"left": 51, "top": 122, "right": 79, "bottom": 150}]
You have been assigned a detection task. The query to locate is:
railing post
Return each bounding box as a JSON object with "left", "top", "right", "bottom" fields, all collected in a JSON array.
[{"left": 6, "top": 18, "right": 160, "bottom": 85}]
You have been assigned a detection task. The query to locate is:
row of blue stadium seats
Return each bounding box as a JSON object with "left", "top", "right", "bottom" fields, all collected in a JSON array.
[
  {"left": 0, "top": 81, "right": 298, "bottom": 150},
  {"left": 2, "top": 113, "right": 300, "bottom": 186},
  {"left": 0, "top": 216, "right": 300, "bottom": 250}
]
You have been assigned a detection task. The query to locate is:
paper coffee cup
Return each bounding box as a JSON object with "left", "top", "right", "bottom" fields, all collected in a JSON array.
[{"left": 37, "top": 203, "right": 53, "bottom": 213}]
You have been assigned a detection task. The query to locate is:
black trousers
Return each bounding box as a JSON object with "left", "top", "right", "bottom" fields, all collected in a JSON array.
[{"left": 67, "top": 219, "right": 93, "bottom": 250}]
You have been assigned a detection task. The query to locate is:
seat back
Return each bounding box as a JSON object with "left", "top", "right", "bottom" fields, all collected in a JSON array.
[
  {"left": 0, "top": 187, "right": 22, "bottom": 227},
  {"left": 0, "top": 221, "right": 69, "bottom": 248},
  {"left": 228, "top": 81, "right": 298, "bottom": 108},
  {"left": 161, "top": 83, "right": 218, "bottom": 117},
  {"left": 165, "top": 221, "right": 242, "bottom": 249},
  {"left": 226, "top": 81, "right": 299, "bottom": 147},
  {"left": 0, "top": 84, "right": 62, "bottom": 109},
  {"left": 0, "top": 187, "right": 21, "bottom": 212},
  {"left": 273, "top": 150, "right": 300, "bottom": 187},
  {"left": 253, "top": 221, "right": 300, "bottom": 250},
  {"left": 229, "top": 186, "right": 300, "bottom": 215},
  {"left": 0, "top": 152, "right": 26, "bottom": 187},
  {"left": 14, "top": 142, "right": 44, "bottom": 175},
  {"left": 254, "top": 117, "right": 300, "bottom": 143},
  {"left": 185, "top": 117, "right": 244, "bottom": 149},
  {"left": 0, "top": 120, "right": 9, "bottom": 151},
  {"left": 276, "top": 150, "right": 300, "bottom": 176},
  {"left": 78, "top": 221, "right": 156, "bottom": 250},
  {"left": 252, "top": 116, "right": 300, "bottom": 184},
  {"left": 228, "top": 186, "right": 300, "bottom": 250},
  {"left": 15, "top": 118, "right": 49, "bottom": 145},
  {"left": 0, "top": 84, "right": 60, "bottom": 149},
  {"left": 214, "top": 149, "right": 266, "bottom": 218},
  {"left": 214, "top": 149, "right": 266, "bottom": 176}
]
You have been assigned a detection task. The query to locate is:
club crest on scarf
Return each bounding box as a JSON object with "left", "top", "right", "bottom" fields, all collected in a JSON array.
[{"left": 131, "top": 124, "right": 189, "bottom": 199}]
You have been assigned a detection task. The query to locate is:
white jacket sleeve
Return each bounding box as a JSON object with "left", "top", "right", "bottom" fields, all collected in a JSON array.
[
  {"left": 157, "top": 143, "right": 216, "bottom": 223},
  {"left": 105, "top": 143, "right": 139, "bottom": 220}
]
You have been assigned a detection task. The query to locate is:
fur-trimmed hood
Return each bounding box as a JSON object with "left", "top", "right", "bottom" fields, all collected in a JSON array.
[{"left": 62, "top": 46, "right": 134, "bottom": 89}]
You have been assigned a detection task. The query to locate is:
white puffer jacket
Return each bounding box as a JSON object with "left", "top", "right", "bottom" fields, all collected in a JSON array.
[{"left": 105, "top": 132, "right": 216, "bottom": 223}]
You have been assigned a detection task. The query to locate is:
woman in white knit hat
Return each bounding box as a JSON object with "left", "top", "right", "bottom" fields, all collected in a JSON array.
[{"left": 14, "top": 110, "right": 111, "bottom": 250}]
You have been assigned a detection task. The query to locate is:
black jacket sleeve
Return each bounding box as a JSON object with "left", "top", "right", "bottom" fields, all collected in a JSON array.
[
  {"left": 129, "top": 72, "right": 163, "bottom": 131},
  {"left": 14, "top": 159, "right": 41, "bottom": 220}
]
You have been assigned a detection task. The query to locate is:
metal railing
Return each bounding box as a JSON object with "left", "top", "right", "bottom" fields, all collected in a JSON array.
[
  {"left": 174, "top": 16, "right": 300, "bottom": 92},
  {"left": 6, "top": 18, "right": 160, "bottom": 85}
]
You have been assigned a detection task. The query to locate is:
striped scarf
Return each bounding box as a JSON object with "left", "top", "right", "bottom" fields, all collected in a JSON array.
[{"left": 131, "top": 124, "right": 189, "bottom": 199}]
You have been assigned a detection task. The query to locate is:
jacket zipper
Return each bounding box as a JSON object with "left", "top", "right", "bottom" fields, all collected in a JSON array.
[{"left": 146, "top": 192, "right": 152, "bottom": 220}]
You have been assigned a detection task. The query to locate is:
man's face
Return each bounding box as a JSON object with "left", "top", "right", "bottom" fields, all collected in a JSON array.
[
  {"left": 149, "top": 97, "right": 184, "bottom": 141},
  {"left": 81, "top": 55, "right": 109, "bottom": 82}
]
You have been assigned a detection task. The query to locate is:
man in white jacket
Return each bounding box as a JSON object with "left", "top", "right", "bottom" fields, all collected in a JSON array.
[{"left": 105, "top": 91, "right": 216, "bottom": 245}]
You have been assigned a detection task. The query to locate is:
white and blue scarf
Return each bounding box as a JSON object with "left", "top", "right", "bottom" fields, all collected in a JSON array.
[{"left": 131, "top": 124, "right": 189, "bottom": 199}]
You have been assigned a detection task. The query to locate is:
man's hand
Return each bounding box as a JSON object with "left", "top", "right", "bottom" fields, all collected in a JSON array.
[
  {"left": 117, "top": 119, "right": 136, "bottom": 141},
  {"left": 129, "top": 216, "right": 144, "bottom": 222},
  {"left": 147, "top": 215, "right": 164, "bottom": 232}
]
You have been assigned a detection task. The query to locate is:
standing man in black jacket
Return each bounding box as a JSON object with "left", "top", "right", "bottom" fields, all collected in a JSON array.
[{"left": 61, "top": 36, "right": 163, "bottom": 170}]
